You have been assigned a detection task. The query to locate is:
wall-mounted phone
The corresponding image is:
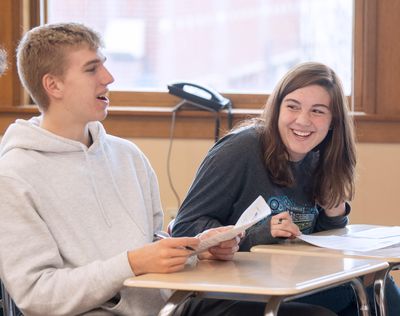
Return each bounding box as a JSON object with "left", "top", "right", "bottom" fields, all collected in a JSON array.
[
  {"left": 167, "top": 81, "right": 232, "bottom": 144},
  {"left": 167, "top": 82, "right": 231, "bottom": 111},
  {"left": 166, "top": 82, "right": 233, "bottom": 209}
]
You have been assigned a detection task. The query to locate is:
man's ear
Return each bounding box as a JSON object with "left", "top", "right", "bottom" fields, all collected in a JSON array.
[{"left": 42, "top": 73, "right": 63, "bottom": 99}]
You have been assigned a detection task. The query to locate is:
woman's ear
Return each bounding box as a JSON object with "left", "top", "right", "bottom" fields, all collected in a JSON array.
[{"left": 42, "top": 73, "right": 63, "bottom": 100}]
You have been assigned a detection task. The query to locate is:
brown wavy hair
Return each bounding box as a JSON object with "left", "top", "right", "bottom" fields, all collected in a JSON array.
[
  {"left": 16, "top": 23, "right": 102, "bottom": 111},
  {"left": 254, "top": 62, "right": 356, "bottom": 209}
]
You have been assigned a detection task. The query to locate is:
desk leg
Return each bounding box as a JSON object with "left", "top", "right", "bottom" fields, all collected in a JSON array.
[
  {"left": 350, "top": 278, "right": 371, "bottom": 316},
  {"left": 158, "top": 290, "right": 194, "bottom": 316},
  {"left": 373, "top": 268, "right": 389, "bottom": 316},
  {"left": 263, "top": 296, "right": 282, "bottom": 316}
]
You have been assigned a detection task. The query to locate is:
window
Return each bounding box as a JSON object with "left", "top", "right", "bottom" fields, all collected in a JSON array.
[
  {"left": 2, "top": 0, "right": 400, "bottom": 142},
  {"left": 46, "top": 0, "right": 353, "bottom": 94}
]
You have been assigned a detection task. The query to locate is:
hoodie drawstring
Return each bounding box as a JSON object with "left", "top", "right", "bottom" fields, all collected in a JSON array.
[
  {"left": 82, "top": 145, "right": 112, "bottom": 228},
  {"left": 99, "top": 141, "right": 146, "bottom": 236}
]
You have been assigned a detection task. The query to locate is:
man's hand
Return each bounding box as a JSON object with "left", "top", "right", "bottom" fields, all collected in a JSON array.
[
  {"left": 197, "top": 226, "right": 241, "bottom": 261},
  {"left": 270, "top": 212, "right": 300, "bottom": 239},
  {"left": 128, "top": 237, "right": 199, "bottom": 275}
]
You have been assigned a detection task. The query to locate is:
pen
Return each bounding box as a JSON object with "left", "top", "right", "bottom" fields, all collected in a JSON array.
[
  {"left": 153, "top": 232, "right": 196, "bottom": 251},
  {"left": 152, "top": 231, "right": 170, "bottom": 241}
]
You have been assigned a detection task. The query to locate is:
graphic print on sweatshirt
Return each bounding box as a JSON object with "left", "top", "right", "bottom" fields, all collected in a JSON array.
[{"left": 268, "top": 196, "right": 318, "bottom": 234}]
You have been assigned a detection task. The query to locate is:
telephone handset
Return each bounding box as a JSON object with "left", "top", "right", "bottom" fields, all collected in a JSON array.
[{"left": 167, "top": 82, "right": 231, "bottom": 111}]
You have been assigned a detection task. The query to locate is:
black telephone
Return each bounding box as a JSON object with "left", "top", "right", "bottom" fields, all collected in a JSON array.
[
  {"left": 166, "top": 83, "right": 231, "bottom": 209},
  {"left": 167, "top": 82, "right": 231, "bottom": 111}
]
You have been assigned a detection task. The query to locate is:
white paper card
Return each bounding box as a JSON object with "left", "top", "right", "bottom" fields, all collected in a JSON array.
[
  {"left": 298, "top": 234, "right": 400, "bottom": 252},
  {"left": 235, "top": 195, "right": 272, "bottom": 228},
  {"left": 345, "top": 226, "right": 400, "bottom": 239},
  {"left": 194, "top": 196, "right": 271, "bottom": 254}
]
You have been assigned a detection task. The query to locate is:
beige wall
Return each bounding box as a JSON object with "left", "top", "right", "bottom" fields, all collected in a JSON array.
[
  {"left": 132, "top": 138, "right": 214, "bottom": 226},
  {"left": 133, "top": 138, "right": 400, "bottom": 226},
  {"left": 350, "top": 143, "right": 400, "bottom": 225}
]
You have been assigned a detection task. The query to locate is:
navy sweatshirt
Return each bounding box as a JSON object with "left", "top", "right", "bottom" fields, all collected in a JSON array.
[{"left": 172, "top": 126, "right": 348, "bottom": 250}]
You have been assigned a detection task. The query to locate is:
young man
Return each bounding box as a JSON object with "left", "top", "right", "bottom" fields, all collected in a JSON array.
[{"left": 0, "top": 23, "right": 239, "bottom": 315}]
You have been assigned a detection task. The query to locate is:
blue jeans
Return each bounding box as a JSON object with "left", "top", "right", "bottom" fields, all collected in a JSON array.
[
  {"left": 294, "top": 283, "right": 355, "bottom": 314},
  {"left": 294, "top": 275, "right": 400, "bottom": 316},
  {"left": 366, "top": 275, "right": 400, "bottom": 316}
]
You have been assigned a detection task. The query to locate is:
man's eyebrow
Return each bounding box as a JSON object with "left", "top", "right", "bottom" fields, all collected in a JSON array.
[{"left": 82, "top": 57, "right": 106, "bottom": 68}]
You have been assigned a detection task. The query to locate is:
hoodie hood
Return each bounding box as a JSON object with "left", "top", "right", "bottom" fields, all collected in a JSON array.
[
  {"left": 0, "top": 116, "right": 104, "bottom": 157},
  {"left": 0, "top": 116, "right": 156, "bottom": 234},
  {"left": 0, "top": 116, "right": 123, "bottom": 229}
]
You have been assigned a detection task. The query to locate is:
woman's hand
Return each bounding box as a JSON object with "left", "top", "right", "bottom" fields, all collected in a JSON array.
[{"left": 270, "top": 212, "right": 301, "bottom": 238}]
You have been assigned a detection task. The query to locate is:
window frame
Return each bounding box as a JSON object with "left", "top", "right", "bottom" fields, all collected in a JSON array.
[{"left": 1, "top": 0, "right": 400, "bottom": 142}]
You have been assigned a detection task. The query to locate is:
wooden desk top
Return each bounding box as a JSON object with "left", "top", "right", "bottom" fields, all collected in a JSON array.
[
  {"left": 124, "top": 252, "right": 387, "bottom": 296},
  {"left": 251, "top": 224, "right": 400, "bottom": 262}
]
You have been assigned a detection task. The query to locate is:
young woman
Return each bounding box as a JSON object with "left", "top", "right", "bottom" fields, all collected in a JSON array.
[{"left": 172, "top": 62, "right": 400, "bottom": 315}]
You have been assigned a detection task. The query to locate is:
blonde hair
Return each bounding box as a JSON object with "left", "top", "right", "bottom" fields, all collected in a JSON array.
[
  {"left": 0, "top": 48, "right": 7, "bottom": 76},
  {"left": 16, "top": 23, "right": 103, "bottom": 111}
]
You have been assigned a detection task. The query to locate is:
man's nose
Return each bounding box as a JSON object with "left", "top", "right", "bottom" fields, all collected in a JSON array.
[{"left": 101, "top": 66, "right": 114, "bottom": 85}]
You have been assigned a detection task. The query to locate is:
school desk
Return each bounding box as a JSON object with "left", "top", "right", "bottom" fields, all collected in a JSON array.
[
  {"left": 124, "top": 251, "right": 388, "bottom": 316},
  {"left": 251, "top": 224, "right": 400, "bottom": 316}
]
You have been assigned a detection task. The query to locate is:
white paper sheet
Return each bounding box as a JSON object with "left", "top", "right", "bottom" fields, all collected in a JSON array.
[
  {"left": 194, "top": 196, "right": 271, "bottom": 254},
  {"left": 234, "top": 196, "right": 271, "bottom": 228},
  {"left": 298, "top": 234, "right": 400, "bottom": 252},
  {"left": 345, "top": 226, "right": 400, "bottom": 239}
]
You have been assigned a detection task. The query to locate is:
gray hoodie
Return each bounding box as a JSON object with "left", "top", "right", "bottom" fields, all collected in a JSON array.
[{"left": 0, "top": 117, "right": 164, "bottom": 315}]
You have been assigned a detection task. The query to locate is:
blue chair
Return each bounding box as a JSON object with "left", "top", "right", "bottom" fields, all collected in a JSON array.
[{"left": 0, "top": 280, "right": 20, "bottom": 316}]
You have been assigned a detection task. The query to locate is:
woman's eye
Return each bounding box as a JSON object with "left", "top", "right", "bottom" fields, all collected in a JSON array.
[
  {"left": 86, "top": 67, "right": 96, "bottom": 73},
  {"left": 287, "top": 104, "right": 299, "bottom": 110},
  {"left": 312, "top": 109, "right": 327, "bottom": 115}
]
